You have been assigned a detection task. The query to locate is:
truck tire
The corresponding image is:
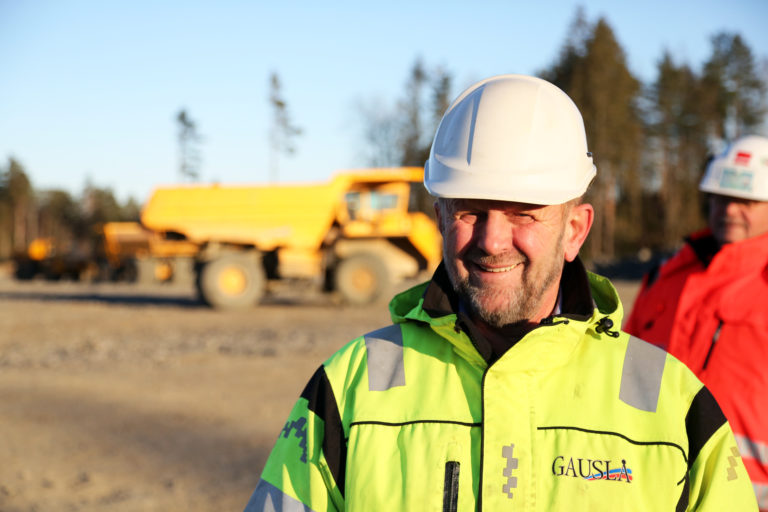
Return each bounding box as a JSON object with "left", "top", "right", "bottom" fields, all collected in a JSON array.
[
  {"left": 14, "top": 259, "right": 38, "bottom": 280},
  {"left": 335, "top": 253, "right": 389, "bottom": 305},
  {"left": 172, "top": 257, "right": 195, "bottom": 285},
  {"left": 198, "top": 253, "right": 265, "bottom": 310},
  {"left": 136, "top": 257, "right": 159, "bottom": 284}
]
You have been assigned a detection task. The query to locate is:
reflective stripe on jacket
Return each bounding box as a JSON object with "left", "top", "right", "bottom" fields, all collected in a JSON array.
[
  {"left": 626, "top": 229, "right": 768, "bottom": 509},
  {"left": 246, "top": 260, "right": 757, "bottom": 511}
]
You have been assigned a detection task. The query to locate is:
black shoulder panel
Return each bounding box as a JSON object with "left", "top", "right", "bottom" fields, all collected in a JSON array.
[
  {"left": 675, "top": 473, "right": 690, "bottom": 512},
  {"left": 685, "top": 386, "right": 727, "bottom": 468},
  {"left": 300, "top": 366, "right": 347, "bottom": 496}
]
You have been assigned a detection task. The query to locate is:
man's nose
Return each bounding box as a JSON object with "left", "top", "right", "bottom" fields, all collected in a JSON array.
[
  {"left": 723, "top": 200, "right": 744, "bottom": 217},
  {"left": 476, "top": 211, "right": 514, "bottom": 255}
]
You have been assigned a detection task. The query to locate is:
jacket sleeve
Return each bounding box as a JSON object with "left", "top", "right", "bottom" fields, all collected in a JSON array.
[
  {"left": 243, "top": 366, "right": 346, "bottom": 512},
  {"left": 684, "top": 386, "right": 758, "bottom": 511}
]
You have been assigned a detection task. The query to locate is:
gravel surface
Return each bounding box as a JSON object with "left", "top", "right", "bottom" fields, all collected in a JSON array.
[{"left": 0, "top": 274, "right": 640, "bottom": 512}]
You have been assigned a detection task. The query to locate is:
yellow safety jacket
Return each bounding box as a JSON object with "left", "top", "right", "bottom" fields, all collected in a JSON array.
[{"left": 244, "top": 260, "right": 757, "bottom": 511}]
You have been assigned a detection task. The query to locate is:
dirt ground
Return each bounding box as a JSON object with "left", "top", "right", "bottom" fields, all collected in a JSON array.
[{"left": 0, "top": 268, "right": 640, "bottom": 512}]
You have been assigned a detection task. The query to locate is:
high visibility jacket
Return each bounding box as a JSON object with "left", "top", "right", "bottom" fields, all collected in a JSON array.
[
  {"left": 626, "top": 229, "right": 768, "bottom": 509},
  {"left": 245, "top": 260, "right": 756, "bottom": 511}
]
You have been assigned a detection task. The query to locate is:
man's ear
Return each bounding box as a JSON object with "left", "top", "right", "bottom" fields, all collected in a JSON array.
[
  {"left": 563, "top": 203, "right": 594, "bottom": 262},
  {"left": 434, "top": 200, "right": 443, "bottom": 234}
]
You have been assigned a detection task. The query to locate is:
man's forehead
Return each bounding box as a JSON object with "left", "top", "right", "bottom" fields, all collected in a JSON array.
[
  {"left": 444, "top": 197, "right": 551, "bottom": 212},
  {"left": 709, "top": 192, "right": 768, "bottom": 205}
]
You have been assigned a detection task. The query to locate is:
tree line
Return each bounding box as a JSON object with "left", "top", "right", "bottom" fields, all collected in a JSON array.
[
  {"left": 0, "top": 159, "right": 139, "bottom": 261},
  {"left": 360, "top": 10, "right": 766, "bottom": 262},
  {"left": 1, "top": 9, "right": 765, "bottom": 265}
]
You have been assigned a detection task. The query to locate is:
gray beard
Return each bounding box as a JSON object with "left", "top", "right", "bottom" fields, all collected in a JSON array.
[{"left": 452, "top": 258, "right": 563, "bottom": 328}]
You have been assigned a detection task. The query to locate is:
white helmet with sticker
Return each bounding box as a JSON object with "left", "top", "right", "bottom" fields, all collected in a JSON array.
[{"left": 699, "top": 135, "right": 768, "bottom": 201}]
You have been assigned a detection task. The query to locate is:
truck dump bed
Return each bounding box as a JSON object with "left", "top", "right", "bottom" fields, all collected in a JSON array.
[{"left": 141, "top": 181, "right": 344, "bottom": 251}]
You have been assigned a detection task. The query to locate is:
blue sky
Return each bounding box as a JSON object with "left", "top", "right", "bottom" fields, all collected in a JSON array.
[{"left": 1, "top": 0, "right": 767, "bottom": 204}]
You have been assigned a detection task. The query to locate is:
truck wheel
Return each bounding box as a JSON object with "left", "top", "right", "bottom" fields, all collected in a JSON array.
[
  {"left": 335, "top": 253, "right": 389, "bottom": 305},
  {"left": 14, "top": 260, "right": 38, "bottom": 280},
  {"left": 199, "top": 253, "right": 265, "bottom": 310}
]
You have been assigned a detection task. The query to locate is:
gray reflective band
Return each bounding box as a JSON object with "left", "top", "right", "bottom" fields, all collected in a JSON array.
[
  {"left": 619, "top": 336, "right": 666, "bottom": 412},
  {"left": 755, "top": 482, "right": 768, "bottom": 509},
  {"left": 243, "top": 479, "right": 314, "bottom": 512},
  {"left": 365, "top": 324, "right": 406, "bottom": 391},
  {"left": 736, "top": 434, "right": 768, "bottom": 465}
]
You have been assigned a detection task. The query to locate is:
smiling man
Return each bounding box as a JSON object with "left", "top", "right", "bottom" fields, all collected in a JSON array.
[
  {"left": 243, "top": 75, "right": 757, "bottom": 511},
  {"left": 626, "top": 134, "right": 768, "bottom": 510}
]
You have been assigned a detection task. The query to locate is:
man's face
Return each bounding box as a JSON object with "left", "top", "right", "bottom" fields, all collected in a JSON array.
[
  {"left": 436, "top": 198, "right": 575, "bottom": 328},
  {"left": 708, "top": 194, "right": 768, "bottom": 245}
]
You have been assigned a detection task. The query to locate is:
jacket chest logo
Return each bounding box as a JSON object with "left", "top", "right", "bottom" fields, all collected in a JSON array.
[{"left": 552, "top": 455, "right": 633, "bottom": 483}]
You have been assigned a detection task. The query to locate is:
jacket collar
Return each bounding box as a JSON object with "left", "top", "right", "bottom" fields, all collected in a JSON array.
[
  {"left": 684, "top": 228, "right": 720, "bottom": 267},
  {"left": 683, "top": 227, "right": 768, "bottom": 272},
  {"left": 405, "top": 257, "right": 601, "bottom": 364}
]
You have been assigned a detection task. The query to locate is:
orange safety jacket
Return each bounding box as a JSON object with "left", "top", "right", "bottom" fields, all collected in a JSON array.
[{"left": 626, "top": 229, "right": 768, "bottom": 509}]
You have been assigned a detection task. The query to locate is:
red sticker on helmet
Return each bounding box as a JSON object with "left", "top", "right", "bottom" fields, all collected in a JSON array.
[{"left": 734, "top": 151, "right": 752, "bottom": 165}]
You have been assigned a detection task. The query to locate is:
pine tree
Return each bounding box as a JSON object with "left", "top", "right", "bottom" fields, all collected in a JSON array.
[
  {"left": 647, "top": 52, "right": 709, "bottom": 248},
  {"left": 400, "top": 59, "right": 428, "bottom": 167},
  {"left": 0, "top": 158, "right": 34, "bottom": 255},
  {"left": 269, "top": 72, "right": 302, "bottom": 182},
  {"left": 541, "top": 13, "right": 643, "bottom": 260},
  {"left": 176, "top": 109, "right": 202, "bottom": 182},
  {"left": 700, "top": 33, "right": 767, "bottom": 141},
  {"left": 357, "top": 59, "right": 453, "bottom": 170}
]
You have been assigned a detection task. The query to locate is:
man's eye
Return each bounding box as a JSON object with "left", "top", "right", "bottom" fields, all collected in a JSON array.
[
  {"left": 457, "top": 212, "right": 479, "bottom": 224},
  {"left": 513, "top": 213, "right": 534, "bottom": 222}
]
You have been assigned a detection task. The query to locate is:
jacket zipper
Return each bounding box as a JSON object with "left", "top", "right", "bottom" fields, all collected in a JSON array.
[
  {"left": 443, "top": 461, "right": 460, "bottom": 512},
  {"left": 702, "top": 320, "right": 723, "bottom": 370}
]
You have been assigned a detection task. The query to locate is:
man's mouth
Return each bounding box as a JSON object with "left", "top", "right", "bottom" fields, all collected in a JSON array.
[
  {"left": 476, "top": 262, "right": 522, "bottom": 273},
  {"left": 719, "top": 219, "right": 746, "bottom": 229}
]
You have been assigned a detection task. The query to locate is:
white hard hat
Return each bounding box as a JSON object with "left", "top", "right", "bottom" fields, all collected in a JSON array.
[
  {"left": 424, "top": 74, "right": 596, "bottom": 205},
  {"left": 699, "top": 135, "right": 768, "bottom": 201}
]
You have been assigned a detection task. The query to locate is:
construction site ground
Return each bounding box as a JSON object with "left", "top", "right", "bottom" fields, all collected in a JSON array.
[{"left": 0, "top": 267, "right": 641, "bottom": 512}]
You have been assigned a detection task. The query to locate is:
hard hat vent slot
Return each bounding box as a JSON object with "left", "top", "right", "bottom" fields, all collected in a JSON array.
[{"left": 466, "top": 88, "right": 483, "bottom": 167}]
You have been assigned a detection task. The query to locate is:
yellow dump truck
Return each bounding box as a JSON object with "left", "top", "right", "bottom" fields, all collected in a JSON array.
[
  {"left": 13, "top": 223, "right": 193, "bottom": 283},
  {"left": 98, "top": 221, "right": 199, "bottom": 283},
  {"left": 136, "top": 167, "right": 441, "bottom": 309},
  {"left": 13, "top": 237, "right": 95, "bottom": 281}
]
